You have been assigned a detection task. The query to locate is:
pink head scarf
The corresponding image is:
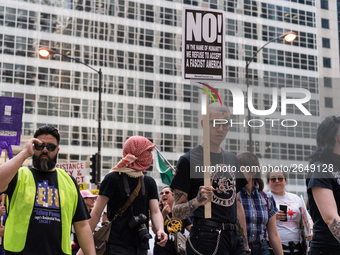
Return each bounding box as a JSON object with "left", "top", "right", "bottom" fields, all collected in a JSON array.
[{"left": 111, "top": 136, "right": 154, "bottom": 172}]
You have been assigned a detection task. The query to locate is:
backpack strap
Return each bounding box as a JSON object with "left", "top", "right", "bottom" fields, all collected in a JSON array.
[{"left": 111, "top": 176, "right": 142, "bottom": 221}]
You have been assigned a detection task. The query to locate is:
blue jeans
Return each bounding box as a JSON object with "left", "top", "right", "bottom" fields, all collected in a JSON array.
[{"left": 249, "top": 240, "right": 270, "bottom": 255}]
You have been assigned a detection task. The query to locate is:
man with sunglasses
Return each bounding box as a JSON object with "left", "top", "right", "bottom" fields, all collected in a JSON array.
[
  {"left": 171, "top": 104, "right": 249, "bottom": 255},
  {"left": 0, "top": 125, "right": 95, "bottom": 255}
]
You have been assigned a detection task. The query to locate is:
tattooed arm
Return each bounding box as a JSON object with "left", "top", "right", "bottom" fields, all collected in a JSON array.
[
  {"left": 236, "top": 193, "right": 249, "bottom": 252},
  {"left": 312, "top": 186, "right": 340, "bottom": 242},
  {"left": 172, "top": 186, "right": 215, "bottom": 221}
]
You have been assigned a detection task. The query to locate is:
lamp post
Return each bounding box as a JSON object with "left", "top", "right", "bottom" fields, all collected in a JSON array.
[
  {"left": 39, "top": 48, "right": 102, "bottom": 183},
  {"left": 246, "top": 32, "right": 297, "bottom": 153}
]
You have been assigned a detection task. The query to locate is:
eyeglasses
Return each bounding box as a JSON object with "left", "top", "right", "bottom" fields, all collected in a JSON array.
[
  {"left": 270, "top": 176, "right": 284, "bottom": 183},
  {"left": 34, "top": 143, "right": 58, "bottom": 152},
  {"left": 85, "top": 197, "right": 95, "bottom": 201},
  {"left": 209, "top": 120, "right": 230, "bottom": 130},
  {"left": 160, "top": 190, "right": 172, "bottom": 196}
]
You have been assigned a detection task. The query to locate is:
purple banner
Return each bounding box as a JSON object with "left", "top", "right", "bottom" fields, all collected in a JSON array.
[{"left": 0, "top": 96, "right": 24, "bottom": 146}]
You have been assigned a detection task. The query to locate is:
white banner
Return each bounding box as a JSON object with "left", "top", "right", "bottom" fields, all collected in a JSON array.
[{"left": 56, "top": 162, "right": 86, "bottom": 184}]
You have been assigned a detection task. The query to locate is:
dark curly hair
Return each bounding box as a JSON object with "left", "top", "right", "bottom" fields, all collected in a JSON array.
[
  {"left": 309, "top": 116, "right": 340, "bottom": 163},
  {"left": 34, "top": 125, "right": 60, "bottom": 145}
]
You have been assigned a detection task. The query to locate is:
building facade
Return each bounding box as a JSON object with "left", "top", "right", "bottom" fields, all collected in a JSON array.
[{"left": 0, "top": 0, "right": 336, "bottom": 196}]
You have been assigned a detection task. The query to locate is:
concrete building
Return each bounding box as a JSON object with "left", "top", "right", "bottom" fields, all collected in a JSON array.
[{"left": 0, "top": 0, "right": 337, "bottom": 196}]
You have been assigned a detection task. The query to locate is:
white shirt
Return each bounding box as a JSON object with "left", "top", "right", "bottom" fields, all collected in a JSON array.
[{"left": 268, "top": 191, "right": 303, "bottom": 251}]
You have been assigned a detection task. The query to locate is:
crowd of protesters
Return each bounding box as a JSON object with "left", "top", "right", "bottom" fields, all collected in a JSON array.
[{"left": 0, "top": 111, "right": 339, "bottom": 255}]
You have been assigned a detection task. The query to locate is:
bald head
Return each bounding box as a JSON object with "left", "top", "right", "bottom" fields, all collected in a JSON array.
[{"left": 208, "top": 103, "right": 230, "bottom": 116}]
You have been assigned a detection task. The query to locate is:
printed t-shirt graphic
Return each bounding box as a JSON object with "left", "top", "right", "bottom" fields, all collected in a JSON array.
[{"left": 33, "top": 180, "right": 61, "bottom": 224}]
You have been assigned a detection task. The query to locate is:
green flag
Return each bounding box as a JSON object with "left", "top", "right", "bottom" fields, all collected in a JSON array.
[{"left": 154, "top": 150, "right": 173, "bottom": 185}]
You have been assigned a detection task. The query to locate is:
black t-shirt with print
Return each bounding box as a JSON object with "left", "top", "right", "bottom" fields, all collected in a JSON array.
[
  {"left": 170, "top": 145, "right": 247, "bottom": 223},
  {"left": 153, "top": 212, "right": 192, "bottom": 255},
  {"left": 4, "top": 167, "right": 89, "bottom": 255},
  {"left": 99, "top": 172, "right": 158, "bottom": 248},
  {"left": 306, "top": 159, "right": 340, "bottom": 249}
]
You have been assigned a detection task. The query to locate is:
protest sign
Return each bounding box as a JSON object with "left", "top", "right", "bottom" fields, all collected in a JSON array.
[
  {"left": 91, "top": 189, "right": 99, "bottom": 195},
  {"left": 56, "top": 162, "right": 86, "bottom": 184},
  {"left": 78, "top": 183, "right": 86, "bottom": 191},
  {"left": 300, "top": 195, "right": 312, "bottom": 235},
  {"left": 0, "top": 96, "right": 24, "bottom": 159},
  {"left": 182, "top": 7, "right": 225, "bottom": 80}
]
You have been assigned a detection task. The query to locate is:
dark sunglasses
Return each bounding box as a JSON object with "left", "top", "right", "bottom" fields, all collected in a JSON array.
[
  {"left": 270, "top": 176, "right": 284, "bottom": 183},
  {"left": 160, "top": 190, "right": 172, "bottom": 196},
  {"left": 85, "top": 197, "right": 95, "bottom": 201},
  {"left": 34, "top": 143, "right": 58, "bottom": 152}
]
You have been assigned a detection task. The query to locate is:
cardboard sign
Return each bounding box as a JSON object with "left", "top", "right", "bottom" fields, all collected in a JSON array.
[
  {"left": 91, "top": 189, "right": 99, "bottom": 195},
  {"left": 78, "top": 183, "right": 87, "bottom": 191},
  {"left": 300, "top": 195, "right": 312, "bottom": 235},
  {"left": 182, "top": 7, "right": 225, "bottom": 80},
  {"left": 56, "top": 162, "right": 86, "bottom": 184}
]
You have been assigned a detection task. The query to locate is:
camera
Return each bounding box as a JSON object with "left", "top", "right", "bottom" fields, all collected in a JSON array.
[{"left": 128, "top": 213, "right": 152, "bottom": 244}]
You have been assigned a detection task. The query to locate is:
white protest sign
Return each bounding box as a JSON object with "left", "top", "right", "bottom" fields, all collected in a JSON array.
[
  {"left": 182, "top": 7, "right": 225, "bottom": 80},
  {"left": 56, "top": 162, "right": 86, "bottom": 184},
  {"left": 300, "top": 195, "right": 312, "bottom": 235}
]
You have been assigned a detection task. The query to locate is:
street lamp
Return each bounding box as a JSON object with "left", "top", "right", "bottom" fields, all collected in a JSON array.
[
  {"left": 39, "top": 48, "right": 102, "bottom": 183},
  {"left": 246, "top": 32, "right": 296, "bottom": 153}
]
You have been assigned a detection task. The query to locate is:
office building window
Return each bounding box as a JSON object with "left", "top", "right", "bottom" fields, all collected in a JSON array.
[
  {"left": 322, "top": 38, "right": 330, "bottom": 48},
  {"left": 324, "top": 77, "right": 332, "bottom": 88},
  {"left": 323, "top": 57, "right": 331, "bottom": 68},
  {"left": 321, "top": 18, "right": 329, "bottom": 29},
  {"left": 325, "top": 97, "right": 333, "bottom": 108},
  {"left": 321, "top": 0, "right": 328, "bottom": 9}
]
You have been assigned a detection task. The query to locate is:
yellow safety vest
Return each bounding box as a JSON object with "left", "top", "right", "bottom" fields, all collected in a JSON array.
[{"left": 4, "top": 167, "right": 78, "bottom": 254}]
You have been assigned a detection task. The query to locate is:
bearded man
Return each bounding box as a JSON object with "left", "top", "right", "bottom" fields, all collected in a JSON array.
[{"left": 0, "top": 125, "right": 95, "bottom": 255}]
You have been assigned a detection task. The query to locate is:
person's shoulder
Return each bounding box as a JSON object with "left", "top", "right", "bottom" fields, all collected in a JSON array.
[
  {"left": 177, "top": 145, "right": 202, "bottom": 165},
  {"left": 286, "top": 192, "right": 301, "bottom": 202},
  {"left": 67, "top": 173, "right": 77, "bottom": 182},
  {"left": 308, "top": 160, "right": 334, "bottom": 177},
  {"left": 306, "top": 161, "right": 337, "bottom": 192},
  {"left": 182, "top": 145, "right": 202, "bottom": 159},
  {"left": 222, "top": 150, "right": 237, "bottom": 159},
  {"left": 103, "top": 171, "right": 120, "bottom": 180},
  {"left": 144, "top": 174, "right": 156, "bottom": 183},
  {"left": 262, "top": 190, "right": 274, "bottom": 199},
  {"left": 286, "top": 191, "right": 299, "bottom": 198},
  {"left": 143, "top": 175, "right": 157, "bottom": 194},
  {"left": 18, "top": 166, "right": 32, "bottom": 174},
  {"left": 56, "top": 170, "right": 79, "bottom": 188}
]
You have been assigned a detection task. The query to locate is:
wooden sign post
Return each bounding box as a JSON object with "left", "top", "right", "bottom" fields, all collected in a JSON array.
[
  {"left": 182, "top": 7, "right": 225, "bottom": 219},
  {"left": 202, "top": 85, "right": 211, "bottom": 218}
]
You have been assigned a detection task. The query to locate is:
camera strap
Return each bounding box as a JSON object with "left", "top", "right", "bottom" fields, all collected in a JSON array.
[{"left": 110, "top": 175, "right": 142, "bottom": 221}]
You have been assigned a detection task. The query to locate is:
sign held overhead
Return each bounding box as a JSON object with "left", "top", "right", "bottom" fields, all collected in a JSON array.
[{"left": 182, "top": 7, "right": 225, "bottom": 80}]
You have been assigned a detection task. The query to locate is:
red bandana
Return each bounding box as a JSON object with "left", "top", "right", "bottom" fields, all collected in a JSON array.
[{"left": 113, "top": 136, "right": 154, "bottom": 171}]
